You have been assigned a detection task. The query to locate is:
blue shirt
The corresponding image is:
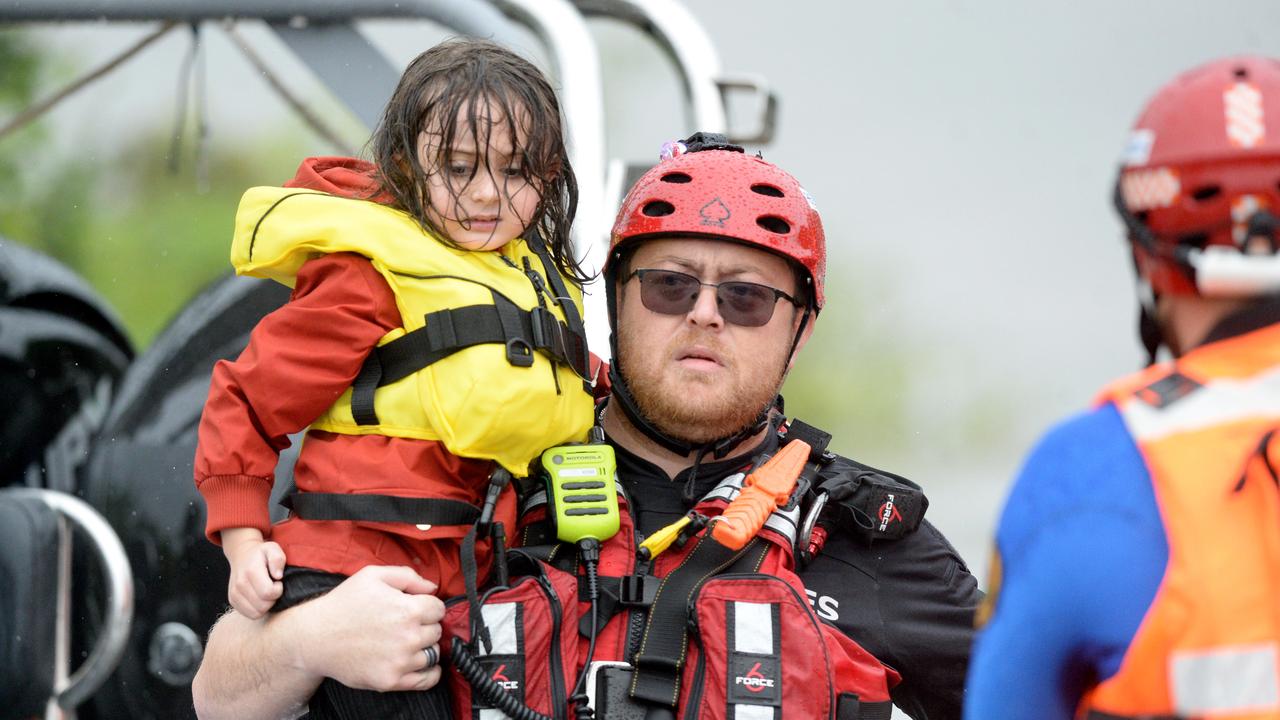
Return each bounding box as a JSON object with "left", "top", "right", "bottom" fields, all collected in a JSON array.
[{"left": 963, "top": 402, "right": 1168, "bottom": 719}]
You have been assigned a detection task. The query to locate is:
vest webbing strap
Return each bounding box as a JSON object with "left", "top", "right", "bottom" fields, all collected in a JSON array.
[
  {"left": 836, "top": 695, "right": 894, "bottom": 720},
  {"left": 628, "top": 538, "right": 769, "bottom": 707},
  {"left": 281, "top": 492, "right": 480, "bottom": 526},
  {"left": 350, "top": 292, "right": 589, "bottom": 425},
  {"left": 527, "top": 232, "right": 591, "bottom": 381}
]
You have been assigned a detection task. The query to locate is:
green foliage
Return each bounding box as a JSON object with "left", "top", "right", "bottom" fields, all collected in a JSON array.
[
  {"left": 72, "top": 133, "right": 309, "bottom": 345},
  {"left": 781, "top": 261, "right": 913, "bottom": 458},
  {"left": 0, "top": 30, "right": 53, "bottom": 241}
]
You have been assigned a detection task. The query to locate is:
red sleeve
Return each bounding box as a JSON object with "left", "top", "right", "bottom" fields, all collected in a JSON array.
[{"left": 194, "top": 253, "right": 401, "bottom": 543}]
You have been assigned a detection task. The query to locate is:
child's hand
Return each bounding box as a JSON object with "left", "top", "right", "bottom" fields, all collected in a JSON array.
[{"left": 221, "top": 527, "right": 286, "bottom": 620}]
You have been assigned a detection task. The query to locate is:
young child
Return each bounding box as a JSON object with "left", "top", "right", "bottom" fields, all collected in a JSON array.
[{"left": 194, "top": 39, "right": 595, "bottom": 718}]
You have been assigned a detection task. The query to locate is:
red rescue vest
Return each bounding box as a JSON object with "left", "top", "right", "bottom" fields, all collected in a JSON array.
[
  {"left": 1080, "top": 321, "right": 1280, "bottom": 719},
  {"left": 442, "top": 462, "right": 900, "bottom": 720}
]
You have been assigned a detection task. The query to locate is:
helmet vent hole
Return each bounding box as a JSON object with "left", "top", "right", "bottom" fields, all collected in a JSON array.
[
  {"left": 1191, "top": 185, "right": 1222, "bottom": 202},
  {"left": 751, "top": 184, "right": 785, "bottom": 198},
  {"left": 1235, "top": 66, "right": 1250, "bottom": 79},
  {"left": 661, "top": 172, "right": 692, "bottom": 184},
  {"left": 642, "top": 200, "right": 675, "bottom": 217},
  {"left": 756, "top": 215, "right": 791, "bottom": 234}
]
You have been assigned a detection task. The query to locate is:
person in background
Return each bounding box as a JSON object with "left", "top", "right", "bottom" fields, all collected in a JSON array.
[{"left": 965, "top": 56, "right": 1280, "bottom": 719}]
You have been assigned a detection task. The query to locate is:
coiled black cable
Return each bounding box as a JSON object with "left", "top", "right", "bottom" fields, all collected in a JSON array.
[{"left": 450, "top": 635, "right": 552, "bottom": 720}]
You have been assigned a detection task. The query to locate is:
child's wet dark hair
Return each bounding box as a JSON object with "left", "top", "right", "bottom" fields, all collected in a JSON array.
[{"left": 371, "top": 38, "right": 588, "bottom": 284}]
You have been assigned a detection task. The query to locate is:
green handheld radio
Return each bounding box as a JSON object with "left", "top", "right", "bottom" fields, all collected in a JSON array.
[{"left": 541, "top": 427, "right": 620, "bottom": 544}]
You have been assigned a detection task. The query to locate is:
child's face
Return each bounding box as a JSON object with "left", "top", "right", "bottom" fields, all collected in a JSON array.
[{"left": 417, "top": 101, "right": 541, "bottom": 252}]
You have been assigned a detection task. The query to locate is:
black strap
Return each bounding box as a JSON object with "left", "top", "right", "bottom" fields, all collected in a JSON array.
[
  {"left": 527, "top": 232, "right": 591, "bottom": 382},
  {"left": 460, "top": 522, "right": 492, "bottom": 653},
  {"left": 783, "top": 418, "right": 832, "bottom": 461},
  {"left": 281, "top": 492, "right": 480, "bottom": 526},
  {"left": 628, "top": 538, "right": 760, "bottom": 707},
  {"left": 349, "top": 295, "right": 590, "bottom": 425}
]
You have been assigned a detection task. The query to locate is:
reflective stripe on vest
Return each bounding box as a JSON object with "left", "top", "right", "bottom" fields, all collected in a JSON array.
[
  {"left": 477, "top": 602, "right": 523, "bottom": 720},
  {"left": 230, "top": 187, "right": 593, "bottom": 475},
  {"left": 1081, "top": 321, "right": 1280, "bottom": 719},
  {"left": 730, "top": 601, "right": 781, "bottom": 720}
]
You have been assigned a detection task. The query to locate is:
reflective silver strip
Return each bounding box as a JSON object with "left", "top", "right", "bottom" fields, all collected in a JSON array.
[
  {"left": 734, "top": 705, "right": 773, "bottom": 720},
  {"left": 707, "top": 472, "right": 748, "bottom": 501},
  {"left": 733, "top": 601, "right": 773, "bottom": 655},
  {"left": 478, "top": 709, "right": 506, "bottom": 720},
  {"left": 1121, "top": 365, "right": 1280, "bottom": 441},
  {"left": 1171, "top": 643, "right": 1280, "bottom": 715},
  {"left": 479, "top": 602, "right": 519, "bottom": 656},
  {"left": 764, "top": 505, "right": 800, "bottom": 542}
]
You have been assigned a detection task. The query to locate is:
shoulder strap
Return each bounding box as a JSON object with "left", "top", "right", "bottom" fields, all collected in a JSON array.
[
  {"left": 628, "top": 537, "right": 769, "bottom": 708},
  {"left": 527, "top": 230, "right": 591, "bottom": 383}
]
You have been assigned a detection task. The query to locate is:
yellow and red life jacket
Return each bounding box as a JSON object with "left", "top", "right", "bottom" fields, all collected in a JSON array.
[{"left": 231, "top": 186, "right": 595, "bottom": 477}]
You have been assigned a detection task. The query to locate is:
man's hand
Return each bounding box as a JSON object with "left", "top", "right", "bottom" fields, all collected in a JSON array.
[
  {"left": 222, "top": 527, "right": 286, "bottom": 619},
  {"left": 294, "top": 565, "right": 446, "bottom": 693},
  {"left": 194, "top": 565, "right": 445, "bottom": 720}
]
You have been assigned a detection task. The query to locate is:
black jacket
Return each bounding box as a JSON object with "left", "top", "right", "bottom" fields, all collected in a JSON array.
[{"left": 614, "top": 425, "right": 980, "bottom": 720}]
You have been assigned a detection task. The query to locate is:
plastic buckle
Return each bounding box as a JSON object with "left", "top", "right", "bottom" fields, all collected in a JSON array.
[
  {"left": 529, "top": 306, "right": 550, "bottom": 351},
  {"left": 505, "top": 337, "right": 534, "bottom": 367},
  {"left": 619, "top": 574, "right": 659, "bottom": 607}
]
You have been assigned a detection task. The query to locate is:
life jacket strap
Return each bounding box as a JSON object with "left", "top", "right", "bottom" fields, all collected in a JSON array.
[
  {"left": 837, "top": 694, "right": 895, "bottom": 720},
  {"left": 350, "top": 294, "right": 590, "bottom": 425},
  {"left": 280, "top": 492, "right": 480, "bottom": 526},
  {"left": 628, "top": 538, "right": 769, "bottom": 707}
]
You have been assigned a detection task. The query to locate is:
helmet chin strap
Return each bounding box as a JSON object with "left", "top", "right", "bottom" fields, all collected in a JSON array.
[{"left": 1138, "top": 299, "right": 1164, "bottom": 367}]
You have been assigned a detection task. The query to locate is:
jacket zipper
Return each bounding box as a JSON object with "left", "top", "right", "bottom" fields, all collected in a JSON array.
[
  {"left": 624, "top": 528, "right": 650, "bottom": 663},
  {"left": 535, "top": 572, "right": 569, "bottom": 720},
  {"left": 682, "top": 642, "right": 707, "bottom": 720}
]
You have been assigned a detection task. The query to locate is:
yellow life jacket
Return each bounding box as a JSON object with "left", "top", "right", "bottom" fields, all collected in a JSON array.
[{"left": 231, "top": 187, "right": 594, "bottom": 476}]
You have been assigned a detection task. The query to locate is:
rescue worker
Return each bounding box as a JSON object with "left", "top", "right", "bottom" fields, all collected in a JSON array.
[
  {"left": 965, "top": 56, "right": 1280, "bottom": 719},
  {"left": 193, "top": 134, "right": 981, "bottom": 720}
]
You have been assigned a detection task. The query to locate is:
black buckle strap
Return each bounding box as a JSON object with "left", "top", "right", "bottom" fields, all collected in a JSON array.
[
  {"left": 628, "top": 538, "right": 758, "bottom": 707},
  {"left": 348, "top": 298, "right": 591, "bottom": 425},
  {"left": 281, "top": 492, "right": 481, "bottom": 526}
]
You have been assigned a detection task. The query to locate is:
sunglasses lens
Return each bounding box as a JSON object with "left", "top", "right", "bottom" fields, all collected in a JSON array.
[
  {"left": 640, "top": 270, "right": 700, "bottom": 314},
  {"left": 717, "top": 282, "right": 775, "bottom": 327}
]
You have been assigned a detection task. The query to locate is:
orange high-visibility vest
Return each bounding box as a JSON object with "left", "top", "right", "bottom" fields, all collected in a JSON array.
[{"left": 1080, "top": 321, "right": 1280, "bottom": 719}]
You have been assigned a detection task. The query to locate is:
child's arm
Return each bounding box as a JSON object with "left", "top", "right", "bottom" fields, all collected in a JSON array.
[
  {"left": 222, "top": 527, "right": 286, "bottom": 619},
  {"left": 194, "top": 254, "right": 402, "bottom": 545}
]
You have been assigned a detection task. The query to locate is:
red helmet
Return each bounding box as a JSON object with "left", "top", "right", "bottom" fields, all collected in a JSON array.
[
  {"left": 1117, "top": 56, "right": 1280, "bottom": 297},
  {"left": 608, "top": 133, "right": 826, "bottom": 309}
]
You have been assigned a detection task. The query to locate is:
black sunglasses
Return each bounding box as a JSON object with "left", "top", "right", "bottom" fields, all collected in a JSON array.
[{"left": 626, "top": 268, "right": 802, "bottom": 327}]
